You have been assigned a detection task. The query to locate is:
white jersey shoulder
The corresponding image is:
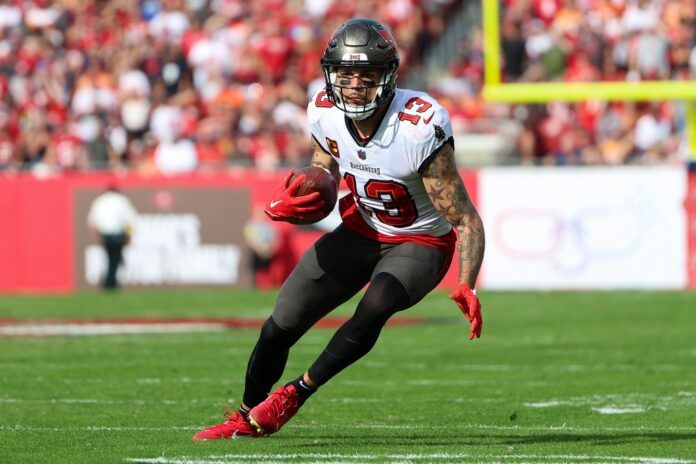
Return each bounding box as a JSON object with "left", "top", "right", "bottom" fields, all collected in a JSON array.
[
  {"left": 307, "top": 88, "right": 453, "bottom": 171},
  {"left": 390, "top": 88, "right": 453, "bottom": 173},
  {"left": 307, "top": 87, "right": 454, "bottom": 238}
]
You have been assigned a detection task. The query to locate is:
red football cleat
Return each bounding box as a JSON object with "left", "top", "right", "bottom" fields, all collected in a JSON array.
[
  {"left": 248, "top": 384, "right": 301, "bottom": 434},
  {"left": 192, "top": 409, "right": 264, "bottom": 440}
]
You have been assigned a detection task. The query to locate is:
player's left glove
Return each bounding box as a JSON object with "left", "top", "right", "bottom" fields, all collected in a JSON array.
[{"left": 450, "top": 284, "right": 482, "bottom": 340}]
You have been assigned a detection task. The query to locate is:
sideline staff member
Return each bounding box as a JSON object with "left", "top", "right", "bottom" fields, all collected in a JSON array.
[{"left": 87, "top": 184, "right": 138, "bottom": 289}]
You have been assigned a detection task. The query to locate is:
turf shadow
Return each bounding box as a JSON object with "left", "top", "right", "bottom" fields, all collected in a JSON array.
[{"left": 281, "top": 431, "right": 696, "bottom": 448}]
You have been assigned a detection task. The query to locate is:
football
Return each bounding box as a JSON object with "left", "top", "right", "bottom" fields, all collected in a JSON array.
[{"left": 288, "top": 166, "right": 338, "bottom": 224}]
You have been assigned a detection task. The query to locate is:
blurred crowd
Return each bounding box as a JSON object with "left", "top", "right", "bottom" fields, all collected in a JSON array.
[
  {"left": 428, "top": 0, "right": 696, "bottom": 165},
  {"left": 0, "top": 0, "right": 453, "bottom": 175},
  {"left": 0, "top": 0, "right": 694, "bottom": 174}
]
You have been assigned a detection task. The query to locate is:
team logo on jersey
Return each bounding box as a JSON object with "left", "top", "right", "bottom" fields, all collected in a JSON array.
[
  {"left": 357, "top": 149, "right": 366, "bottom": 160},
  {"left": 326, "top": 138, "right": 340, "bottom": 158},
  {"left": 434, "top": 125, "right": 445, "bottom": 141}
]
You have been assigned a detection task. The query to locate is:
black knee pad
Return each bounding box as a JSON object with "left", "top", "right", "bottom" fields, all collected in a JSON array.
[
  {"left": 354, "top": 273, "right": 410, "bottom": 325},
  {"left": 258, "top": 317, "right": 303, "bottom": 350}
]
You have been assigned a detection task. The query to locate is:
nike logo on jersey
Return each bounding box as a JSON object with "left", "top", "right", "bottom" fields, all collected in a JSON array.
[{"left": 423, "top": 113, "right": 435, "bottom": 124}]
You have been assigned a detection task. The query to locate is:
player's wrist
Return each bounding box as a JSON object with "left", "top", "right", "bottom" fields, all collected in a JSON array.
[{"left": 457, "top": 283, "right": 476, "bottom": 294}]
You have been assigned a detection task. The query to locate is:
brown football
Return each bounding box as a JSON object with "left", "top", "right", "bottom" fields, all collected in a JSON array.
[{"left": 287, "top": 166, "right": 338, "bottom": 224}]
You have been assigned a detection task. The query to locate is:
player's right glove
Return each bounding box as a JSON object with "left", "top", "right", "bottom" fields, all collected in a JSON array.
[
  {"left": 264, "top": 170, "right": 326, "bottom": 222},
  {"left": 450, "top": 284, "right": 483, "bottom": 340}
]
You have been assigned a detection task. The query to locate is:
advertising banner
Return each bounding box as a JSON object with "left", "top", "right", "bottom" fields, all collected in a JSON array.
[
  {"left": 2, "top": 167, "right": 690, "bottom": 292},
  {"left": 74, "top": 188, "right": 251, "bottom": 289},
  {"left": 480, "top": 167, "right": 687, "bottom": 289}
]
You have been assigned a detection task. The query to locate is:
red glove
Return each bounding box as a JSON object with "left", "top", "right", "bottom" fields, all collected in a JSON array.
[
  {"left": 264, "top": 170, "right": 325, "bottom": 222},
  {"left": 450, "top": 284, "right": 482, "bottom": 340}
]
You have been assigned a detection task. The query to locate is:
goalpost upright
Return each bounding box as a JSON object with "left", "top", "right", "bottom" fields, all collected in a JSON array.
[{"left": 480, "top": 0, "right": 696, "bottom": 162}]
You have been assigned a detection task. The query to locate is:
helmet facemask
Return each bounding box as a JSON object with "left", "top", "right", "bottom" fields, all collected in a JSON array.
[{"left": 322, "top": 62, "right": 398, "bottom": 120}]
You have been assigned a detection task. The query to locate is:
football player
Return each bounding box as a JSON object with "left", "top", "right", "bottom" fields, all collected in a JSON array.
[{"left": 193, "top": 18, "right": 484, "bottom": 440}]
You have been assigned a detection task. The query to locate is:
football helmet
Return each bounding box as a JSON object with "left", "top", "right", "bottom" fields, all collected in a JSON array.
[{"left": 321, "top": 18, "right": 400, "bottom": 120}]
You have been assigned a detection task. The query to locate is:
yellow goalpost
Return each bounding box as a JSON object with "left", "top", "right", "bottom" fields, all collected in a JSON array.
[{"left": 480, "top": 0, "right": 696, "bottom": 161}]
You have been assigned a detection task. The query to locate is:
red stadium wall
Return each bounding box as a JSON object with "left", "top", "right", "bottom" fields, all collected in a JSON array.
[{"left": 0, "top": 170, "right": 478, "bottom": 293}]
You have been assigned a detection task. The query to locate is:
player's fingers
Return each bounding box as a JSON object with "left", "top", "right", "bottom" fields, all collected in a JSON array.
[
  {"left": 287, "top": 174, "right": 307, "bottom": 194},
  {"left": 467, "top": 299, "right": 481, "bottom": 319},
  {"left": 470, "top": 318, "right": 481, "bottom": 340},
  {"left": 469, "top": 302, "right": 481, "bottom": 319},
  {"left": 474, "top": 311, "right": 482, "bottom": 336},
  {"left": 460, "top": 306, "right": 473, "bottom": 322},
  {"left": 294, "top": 202, "right": 326, "bottom": 214},
  {"left": 264, "top": 209, "right": 282, "bottom": 221},
  {"left": 290, "top": 191, "right": 322, "bottom": 205},
  {"left": 282, "top": 170, "right": 295, "bottom": 188}
]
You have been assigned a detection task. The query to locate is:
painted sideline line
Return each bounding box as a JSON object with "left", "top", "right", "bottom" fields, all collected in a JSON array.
[
  {"left": 132, "top": 461, "right": 568, "bottom": 464},
  {"left": 0, "top": 323, "right": 227, "bottom": 336},
  {"left": 2, "top": 424, "right": 696, "bottom": 433},
  {"left": 0, "top": 316, "right": 425, "bottom": 337},
  {"left": 3, "top": 391, "right": 691, "bottom": 408},
  {"left": 127, "top": 461, "right": 682, "bottom": 464},
  {"left": 126, "top": 453, "right": 694, "bottom": 464}
]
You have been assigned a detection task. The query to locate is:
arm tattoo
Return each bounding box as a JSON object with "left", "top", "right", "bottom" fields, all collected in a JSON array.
[
  {"left": 311, "top": 137, "right": 340, "bottom": 184},
  {"left": 423, "top": 147, "right": 485, "bottom": 287}
]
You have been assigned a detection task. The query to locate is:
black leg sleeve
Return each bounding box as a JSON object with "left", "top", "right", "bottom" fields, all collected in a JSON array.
[
  {"left": 307, "top": 273, "right": 410, "bottom": 386},
  {"left": 242, "top": 317, "right": 303, "bottom": 407}
]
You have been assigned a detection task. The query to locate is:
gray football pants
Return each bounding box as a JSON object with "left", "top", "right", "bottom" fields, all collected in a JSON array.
[{"left": 242, "top": 225, "right": 452, "bottom": 406}]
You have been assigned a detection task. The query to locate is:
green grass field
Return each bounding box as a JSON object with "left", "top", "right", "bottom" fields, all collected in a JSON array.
[{"left": 1, "top": 290, "right": 695, "bottom": 464}]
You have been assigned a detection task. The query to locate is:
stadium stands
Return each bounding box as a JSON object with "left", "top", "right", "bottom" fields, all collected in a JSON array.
[
  {"left": 429, "top": 0, "right": 695, "bottom": 165},
  {"left": 0, "top": 0, "right": 456, "bottom": 174},
  {"left": 0, "top": 0, "right": 693, "bottom": 173}
]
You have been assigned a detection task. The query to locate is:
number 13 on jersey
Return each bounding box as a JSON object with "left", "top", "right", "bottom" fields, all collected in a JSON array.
[{"left": 344, "top": 173, "right": 418, "bottom": 227}]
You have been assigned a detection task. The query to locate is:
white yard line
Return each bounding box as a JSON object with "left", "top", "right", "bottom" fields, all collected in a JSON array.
[
  {"left": 0, "top": 361, "right": 684, "bottom": 373},
  {"left": 1, "top": 390, "right": 692, "bottom": 409},
  {"left": 442, "top": 364, "right": 683, "bottom": 372},
  {"left": 592, "top": 406, "right": 647, "bottom": 414},
  {"left": 125, "top": 453, "right": 695, "bottom": 464},
  {"left": 523, "top": 393, "right": 696, "bottom": 411},
  {"left": 2, "top": 424, "right": 696, "bottom": 433}
]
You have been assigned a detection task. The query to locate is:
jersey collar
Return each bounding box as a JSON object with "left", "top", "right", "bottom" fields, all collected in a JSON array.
[{"left": 343, "top": 94, "right": 396, "bottom": 148}]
